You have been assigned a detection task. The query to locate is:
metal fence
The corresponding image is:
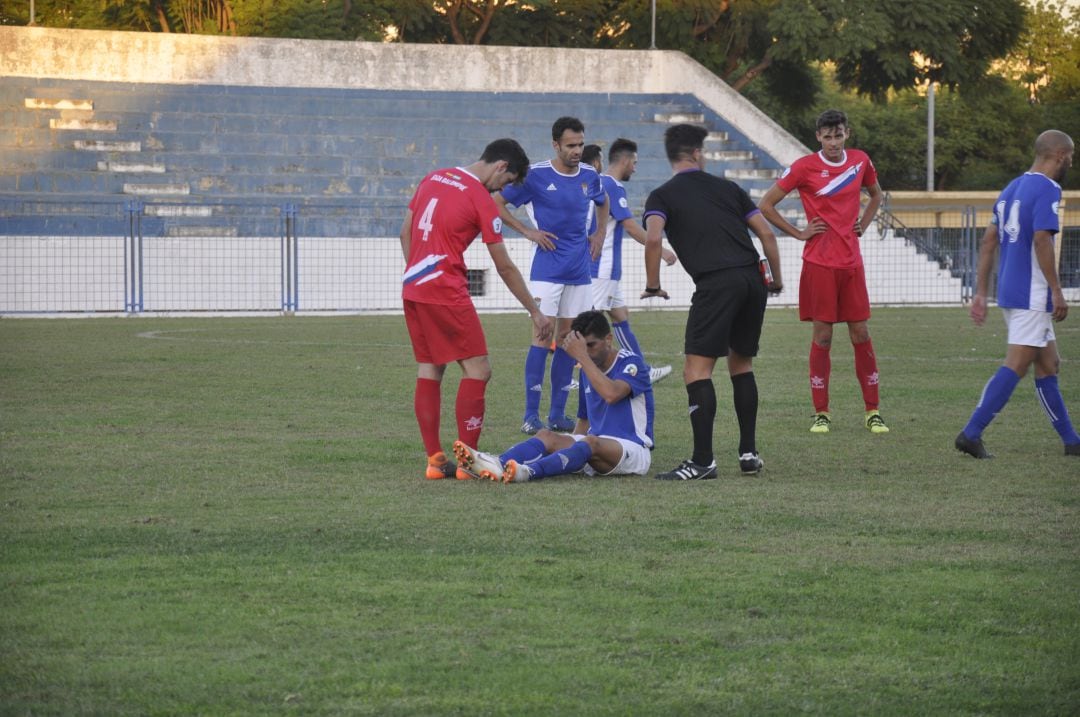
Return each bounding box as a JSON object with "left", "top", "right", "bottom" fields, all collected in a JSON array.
[{"left": 1, "top": 197, "right": 1076, "bottom": 315}]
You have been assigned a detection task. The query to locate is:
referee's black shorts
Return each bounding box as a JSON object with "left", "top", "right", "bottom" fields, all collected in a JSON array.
[{"left": 684, "top": 265, "right": 767, "bottom": 359}]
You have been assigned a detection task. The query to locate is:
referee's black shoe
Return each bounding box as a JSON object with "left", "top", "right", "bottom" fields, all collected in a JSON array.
[
  {"left": 655, "top": 459, "right": 717, "bottom": 481},
  {"left": 739, "top": 452, "right": 763, "bottom": 475}
]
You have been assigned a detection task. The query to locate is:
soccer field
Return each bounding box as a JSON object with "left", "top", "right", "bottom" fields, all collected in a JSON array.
[{"left": 1, "top": 308, "right": 1078, "bottom": 715}]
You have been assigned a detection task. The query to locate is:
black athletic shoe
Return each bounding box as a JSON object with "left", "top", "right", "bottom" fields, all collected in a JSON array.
[
  {"left": 955, "top": 432, "right": 992, "bottom": 459},
  {"left": 739, "top": 452, "right": 764, "bottom": 475},
  {"left": 655, "top": 459, "right": 718, "bottom": 481},
  {"left": 1066, "top": 443, "right": 1080, "bottom": 457}
]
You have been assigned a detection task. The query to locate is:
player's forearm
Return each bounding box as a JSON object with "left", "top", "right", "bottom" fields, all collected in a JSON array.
[
  {"left": 758, "top": 234, "right": 783, "bottom": 285},
  {"left": 579, "top": 364, "right": 629, "bottom": 404},
  {"left": 623, "top": 218, "right": 648, "bottom": 246},
  {"left": 497, "top": 204, "right": 531, "bottom": 237},
  {"left": 974, "top": 230, "right": 998, "bottom": 298},
  {"left": 758, "top": 202, "right": 801, "bottom": 239},
  {"left": 643, "top": 220, "right": 665, "bottom": 287},
  {"left": 399, "top": 213, "right": 413, "bottom": 261},
  {"left": 859, "top": 190, "right": 883, "bottom": 234}
]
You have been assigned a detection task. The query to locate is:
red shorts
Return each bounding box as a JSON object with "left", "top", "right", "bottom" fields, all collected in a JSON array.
[
  {"left": 798, "top": 261, "right": 871, "bottom": 323},
  {"left": 404, "top": 299, "right": 487, "bottom": 365}
]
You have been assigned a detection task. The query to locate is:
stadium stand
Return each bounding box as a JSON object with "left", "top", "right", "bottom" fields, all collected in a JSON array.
[
  {"left": 0, "top": 77, "right": 788, "bottom": 238},
  {"left": 6, "top": 26, "right": 1065, "bottom": 313}
]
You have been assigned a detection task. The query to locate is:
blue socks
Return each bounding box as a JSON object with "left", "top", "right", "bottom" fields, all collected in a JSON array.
[
  {"left": 524, "top": 345, "right": 548, "bottom": 421},
  {"left": 548, "top": 347, "right": 575, "bottom": 422},
  {"left": 612, "top": 320, "right": 643, "bottom": 357},
  {"left": 527, "top": 439, "right": 593, "bottom": 480},
  {"left": 500, "top": 437, "right": 546, "bottom": 467},
  {"left": 1035, "top": 375, "right": 1080, "bottom": 445},
  {"left": 963, "top": 366, "right": 1020, "bottom": 440}
]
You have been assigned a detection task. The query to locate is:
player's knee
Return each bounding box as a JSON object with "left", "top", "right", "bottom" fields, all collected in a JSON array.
[
  {"left": 582, "top": 435, "right": 602, "bottom": 451},
  {"left": 535, "top": 428, "right": 559, "bottom": 446}
]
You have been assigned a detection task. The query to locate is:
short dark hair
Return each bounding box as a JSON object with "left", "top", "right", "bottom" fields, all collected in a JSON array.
[
  {"left": 816, "top": 109, "right": 848, "bottom": 131},
  {"left": 663, "top": 124, "right": 707, "bottom": 163},
  {"left": 480, "top": 138, "right": 530, "bottom": 184},
  {"left": 581, "top": 144, "right": 603, "bottom": 167},
  {"left": 608, "top": 138, "right": 637, "bottom": 164},
  {"left": 552, "top": 116, "right": 585, "bottom": 142},
  {"left": 570, "top": 309, "right": 611, "bottom": 339}
]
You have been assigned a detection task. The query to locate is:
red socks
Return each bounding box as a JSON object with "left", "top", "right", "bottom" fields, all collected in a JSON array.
[
  {"left": 455, "top": 378, "right": 487, "bottom": 449},
  {"left": 809, "top": 342, "right": 831, "bottom": 413},
  {"left": 853, "top": 339, "right": 880, "bottom": 411},
  {"left": 414, "top": 378, "right": 443, "bottom": 457}
]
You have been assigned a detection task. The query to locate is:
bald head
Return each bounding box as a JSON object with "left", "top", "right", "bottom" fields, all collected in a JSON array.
[
  {"left": 1035, "top": 130, "right": 1073, "bottom": 158},
  {"left": 1031, "top": 129, "right": 1074, "bottom": 183}
]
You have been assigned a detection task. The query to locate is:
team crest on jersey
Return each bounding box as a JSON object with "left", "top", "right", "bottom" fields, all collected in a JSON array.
[
  {"left": 820, "top": 170, "right": 830, "bottom": 177},
  {"left": 622, "top": 364, "right": 638, "bottom": 377},
  {"left": 581, "top": 183, "right": 589, "bottom": 196},
  {"left": 492, "top": 217, "right": 502, "bottom": 233},
  {"left": 619, "top": 197, "right": 629, "bottom": 209}
]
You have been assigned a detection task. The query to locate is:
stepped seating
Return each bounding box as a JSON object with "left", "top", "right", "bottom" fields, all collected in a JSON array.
[{"left": 0, "top": 77, "right": 796, "bottom": 237}]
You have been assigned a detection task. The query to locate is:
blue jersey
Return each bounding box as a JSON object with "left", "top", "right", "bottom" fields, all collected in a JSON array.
[
  {"left": 993, "top": 172, "right": 1061, "bottom": 312},
  {"left": 590, "top": 174, "right": 633, "bottom": 281},
  {"left": 501, "top": 160, "right": 605, "bottom": 285},
  {"left": 575, "top": 349, "right": 654, "bottom": 448}
]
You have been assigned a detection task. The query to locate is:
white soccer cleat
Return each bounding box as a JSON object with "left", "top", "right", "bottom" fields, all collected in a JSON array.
[
  {"left": 452, "top": 440, "right": 504, "bottom": 481},
  {"left": 649, "top": 365, "right": 673, "bottom": 384},
  {"left": 501, "top": 459, "right": 533, "bottom": 483}
]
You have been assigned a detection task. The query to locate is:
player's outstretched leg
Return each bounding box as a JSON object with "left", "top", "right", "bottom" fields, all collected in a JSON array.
[{"left": 452, "top": 440, "right": 504, "bottom": 481}]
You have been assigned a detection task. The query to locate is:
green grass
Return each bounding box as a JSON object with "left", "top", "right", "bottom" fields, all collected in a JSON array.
[{"left": 2, "top": 308, "right": 1078, "bottom": 715}]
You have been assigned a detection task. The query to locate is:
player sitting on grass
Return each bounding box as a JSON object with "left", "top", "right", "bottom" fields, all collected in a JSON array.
[
  {"left": 454, "top": 310, "right": 654, "bottom": 482},
  {"left": 581, "top": 140, "right": 678, "bottom": 384}
]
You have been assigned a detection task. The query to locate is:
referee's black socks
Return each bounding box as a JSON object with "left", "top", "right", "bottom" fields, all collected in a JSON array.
[
  {"left": 730, "top": 372, "right": 758, "bottom": 456},
  {"left": 686, "top": 379, "right": 716, "bottom": 466}
]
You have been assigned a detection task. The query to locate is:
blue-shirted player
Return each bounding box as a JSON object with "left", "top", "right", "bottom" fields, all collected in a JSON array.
[
  {"left": 956, "top": 129, "right": 1079, "bottom": 459},
  {"left": 495, "top": 117, "right": 610, "bottom": 435},
  {"left": 582, "top": 140, "right": 677, "bottom": 384},
  {"left": 453, "top": 310, "right": 655, "bottom": 482}
]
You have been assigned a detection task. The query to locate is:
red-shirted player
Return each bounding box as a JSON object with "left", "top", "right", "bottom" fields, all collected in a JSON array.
[
  {"left": 401, "top": 139, "right": 553, "bottom": 480},
  {"left": 758, "top": 109, "right": 889, "bottom": 435}
]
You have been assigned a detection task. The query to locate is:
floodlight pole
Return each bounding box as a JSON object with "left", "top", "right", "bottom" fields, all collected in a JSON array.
[
  {"left": 648, "top": 0, "right": 656, "bottom": 49},
  {"left": 926, "top": 81, "right": 935, "bottom": 191},
  {"left": 29, "top": 0, "right": 35, "bottom": 25}
]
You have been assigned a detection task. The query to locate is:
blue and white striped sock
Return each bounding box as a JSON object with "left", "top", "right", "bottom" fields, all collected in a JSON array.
[{"left": 1035, "top": 375, "right": 1080, "bottom": 445}]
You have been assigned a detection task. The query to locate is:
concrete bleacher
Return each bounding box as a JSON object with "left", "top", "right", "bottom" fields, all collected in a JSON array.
[
  {"left": 0, "top": 76, "right": 790, "bottom": 238},
  {"left": 1, "top": 27, "right": 977, "bottom": 312}
]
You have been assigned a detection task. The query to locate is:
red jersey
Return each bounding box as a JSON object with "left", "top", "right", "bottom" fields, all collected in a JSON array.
[
  {"left": 776, "top": 149, "right": 877, "bottom": 269},
  {"left": 402, "top": 167, "right": 503, "bottom": 306}
]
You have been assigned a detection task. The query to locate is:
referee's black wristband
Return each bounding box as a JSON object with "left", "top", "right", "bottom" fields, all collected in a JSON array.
[{"left": 644, "top": 285, "right": 662, "bottom": 293}]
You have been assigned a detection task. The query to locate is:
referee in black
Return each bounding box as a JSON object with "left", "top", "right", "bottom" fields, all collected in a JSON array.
[{"left": 641, "top": 124, "right": 784, "bottom": 478}]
